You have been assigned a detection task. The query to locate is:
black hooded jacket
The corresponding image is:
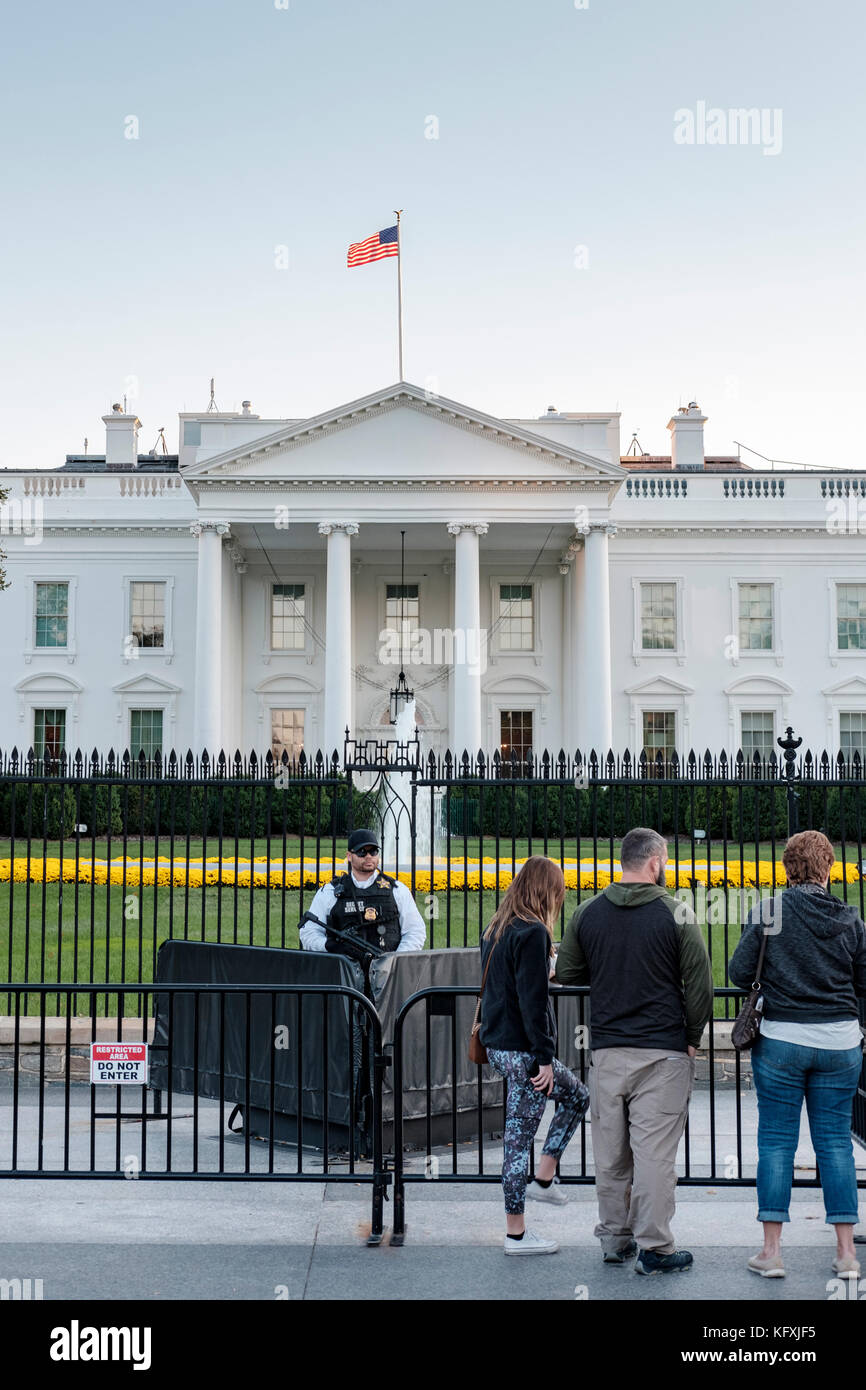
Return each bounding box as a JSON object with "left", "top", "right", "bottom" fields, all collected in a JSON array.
[{"left": 728, "top": 884, "right": 866, "bottom": 1023}]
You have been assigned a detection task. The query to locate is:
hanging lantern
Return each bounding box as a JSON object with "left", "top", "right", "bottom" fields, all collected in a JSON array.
[
  {"left": 389, "top": 668, "right": 413, "bottom": 724},
  {"left": 389, "top": 529, "right": 414, "bottom": 723}
]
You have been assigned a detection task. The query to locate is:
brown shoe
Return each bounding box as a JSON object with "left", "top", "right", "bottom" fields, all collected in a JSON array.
[
  {"left": 747, "top": 1252, "right": 785, "bottom": 1278},
  {"left": 832, "top": 1256, "right": 861, "bottom": 1278}
]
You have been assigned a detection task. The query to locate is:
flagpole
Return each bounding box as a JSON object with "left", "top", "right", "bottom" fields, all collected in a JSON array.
[{"left": 394, "top": 208, "right": 404, "bottom": 380}]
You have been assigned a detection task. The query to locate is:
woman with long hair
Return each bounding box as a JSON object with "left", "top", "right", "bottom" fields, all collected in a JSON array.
[{"left": 480, "top": 855, "right": 590, "bottom": 1255}]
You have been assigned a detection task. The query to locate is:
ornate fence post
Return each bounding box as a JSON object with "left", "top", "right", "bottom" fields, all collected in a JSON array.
[{"left": 777, "top": 726, "right": 802, "bottom": 838}]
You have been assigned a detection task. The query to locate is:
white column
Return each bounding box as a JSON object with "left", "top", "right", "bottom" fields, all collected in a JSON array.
[
  {"left": 559, "top": 534, "right": 583, "bottom": 752},
  {"left": 447, "top": 522, "right": 488, "bottom": 759},
  {"left": 319, "top": 521, "right": 358, "bottom": 755},
  {"left": 579, "top": 522, "right": 616, "bottom": 757},
  {"left": 191, "top": 520, "right": 229, "bottom": 755},
  {"left": 560, "top": 563, "right": 573, "bottom": 750},
  {"left": 575, "top": 539, "right": 589, "bottom": 756},
  {"left": 224, "top": 539, "right": 247, "bottom": 752}
]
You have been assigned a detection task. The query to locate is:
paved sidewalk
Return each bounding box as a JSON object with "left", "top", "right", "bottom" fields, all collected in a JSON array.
[
  {"left": 0, "top": 1180, "right": 860, "bottom": 1301},
  {"left": 2, "top": 1081, "right": 863, "bottom": 1301}
]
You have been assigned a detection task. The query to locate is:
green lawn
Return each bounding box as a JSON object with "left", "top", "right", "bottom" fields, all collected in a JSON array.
[
  {"left": 5, "top": 834, "right": 857, "bottom": 864},
  {"left": 3, "top": 867, "right": 864, "bottom": 1016}
]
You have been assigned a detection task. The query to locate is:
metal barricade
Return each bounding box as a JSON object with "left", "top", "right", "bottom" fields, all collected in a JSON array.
[
  {"left": 0, "top": 982, "right": 392, "bottom": 1246},
  {"left": 390, "top": 985, "right": 866, "bottom": 1245}
]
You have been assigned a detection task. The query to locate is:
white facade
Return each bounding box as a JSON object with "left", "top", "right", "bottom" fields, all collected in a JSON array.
[{"left": 1, "top": 383, "right": 865, "bottom": 763}]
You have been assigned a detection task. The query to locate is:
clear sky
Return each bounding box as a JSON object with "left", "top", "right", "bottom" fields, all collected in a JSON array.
[{"left": 1, "top": 0, "right": 863, "bottom": 469}]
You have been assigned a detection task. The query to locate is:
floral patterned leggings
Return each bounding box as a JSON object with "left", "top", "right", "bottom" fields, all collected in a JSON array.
[{"left": 487, "top": 1049, "right": 590, "bottom": 1214}]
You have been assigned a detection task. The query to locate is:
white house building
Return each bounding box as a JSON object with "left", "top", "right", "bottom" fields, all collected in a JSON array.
[{"left": 1, "top": 381, "right": 865, "bottom": 763}]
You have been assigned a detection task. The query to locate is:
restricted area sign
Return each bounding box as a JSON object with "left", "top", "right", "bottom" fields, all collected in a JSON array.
[{"left": 90, "top": 1042, "right": 148, "bottom": 1085}]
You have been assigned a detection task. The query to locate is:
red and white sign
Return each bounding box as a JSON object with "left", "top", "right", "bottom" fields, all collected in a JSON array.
[{"left": 90, "top": 1042, "right": 148, "bottom": 1085}]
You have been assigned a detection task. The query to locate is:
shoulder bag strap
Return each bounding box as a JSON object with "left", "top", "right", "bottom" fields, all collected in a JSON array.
[
  {"left": 478, "top": 935, "right": 498, "bottom": 994},
  {"left": 752, "top": 922, "right": 769, "bottom": 988}
]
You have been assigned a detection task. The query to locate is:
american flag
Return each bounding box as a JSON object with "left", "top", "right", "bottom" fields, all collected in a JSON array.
[{"left": 347, "top": 224, "right": 399, "bottom": 268}]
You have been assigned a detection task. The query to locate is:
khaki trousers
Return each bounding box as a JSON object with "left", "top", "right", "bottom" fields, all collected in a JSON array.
[{"left": 588, "top": 1046, "right": 695, "bottom": 1255}]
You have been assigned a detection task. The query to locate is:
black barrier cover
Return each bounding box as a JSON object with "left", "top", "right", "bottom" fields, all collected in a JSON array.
[
  {"left": 152, "top": 944, "right": 508, "bottom": 1151},
  {"left": 151, "top": 942, "right": 366, "bottom": 1139},
  {"left": 369, "top": 948, "right": 503, "bottom": 1126}
]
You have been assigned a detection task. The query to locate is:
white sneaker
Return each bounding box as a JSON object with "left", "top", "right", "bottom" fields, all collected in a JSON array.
[
  {"left": 526, "top": 1178, "right": 568, "bottom": 1206},
  {"left": 504, "top": 1229, "right": 559, "bottom": 1256}
]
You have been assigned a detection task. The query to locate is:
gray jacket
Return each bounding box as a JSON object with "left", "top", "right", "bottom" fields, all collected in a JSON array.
[{"left": 728, "top": 884, "right": 866, "bottom": 1023}]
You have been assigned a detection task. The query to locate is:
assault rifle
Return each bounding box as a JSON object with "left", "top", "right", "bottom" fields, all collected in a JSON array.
[{"left": 298, "top": 910, "right": 388, "bottom": 961}]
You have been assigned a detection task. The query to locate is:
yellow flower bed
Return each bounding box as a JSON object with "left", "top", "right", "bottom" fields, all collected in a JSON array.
[{"left": 0, "top": 856, "right": 861, "bottom": 893}]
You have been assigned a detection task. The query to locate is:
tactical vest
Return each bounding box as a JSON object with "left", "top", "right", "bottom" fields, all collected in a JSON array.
[{"left": 326, "top": 872, "right": 402, "bottom": 955}]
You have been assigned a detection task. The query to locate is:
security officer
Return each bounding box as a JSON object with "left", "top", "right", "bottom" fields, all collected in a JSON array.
[{"left": 299, "top": 828, "right": 426, "bottom": 958}]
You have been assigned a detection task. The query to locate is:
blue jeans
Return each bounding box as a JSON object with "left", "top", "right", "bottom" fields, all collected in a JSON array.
[{"left": 750, "top": 1035, "right": 862, "bottom": 1225}]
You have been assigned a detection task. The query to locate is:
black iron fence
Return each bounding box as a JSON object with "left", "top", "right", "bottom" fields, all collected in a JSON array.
[
  {"left": 2, "top": 729, "right": 866, "bottom": 1008},
  {"left": 390, "top": 985, "right": 866, "bottom": 1244},
  {"left": 2, "top": 983, "right": 863, "bottom": 1247}
]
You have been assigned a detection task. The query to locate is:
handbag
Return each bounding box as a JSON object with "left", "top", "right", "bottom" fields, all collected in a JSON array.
[
  {"left": 731, "top": 927, "right": 769, "bottom": 1051},
  {"left": 469, "top": 938, "right": 497, "bottom": 1066}
]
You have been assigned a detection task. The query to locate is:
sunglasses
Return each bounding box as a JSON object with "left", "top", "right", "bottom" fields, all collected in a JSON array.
[{"left": 352, "top": 846, "right": 379, "bottom": 857}]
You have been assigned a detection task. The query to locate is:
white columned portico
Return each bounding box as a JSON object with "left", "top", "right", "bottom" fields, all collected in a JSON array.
[
  {"left": 578, "top": 522, "right": 616, "bottom": 757},
  {"left": 447, "top": 522, "right": 488, "bottom": 759},
  {"left": 191, "top": 520, "right": 230, "bottom": 754},
  {"left": 319, "top": 521, "right": 358, "bottom": 754}
]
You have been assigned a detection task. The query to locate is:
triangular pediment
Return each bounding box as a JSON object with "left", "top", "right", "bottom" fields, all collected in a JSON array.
[
  {"left": 822, "top": 675, "right": 866, "bottom": 697},
  {"left": 182, "top": 382, "right": 624, "bottom": 484},
  {"left": 625, "top": 675, "right": 695, "bottom": 697},
  {"left": 112, "top": 674, "right": 181, "bottom": 695}
]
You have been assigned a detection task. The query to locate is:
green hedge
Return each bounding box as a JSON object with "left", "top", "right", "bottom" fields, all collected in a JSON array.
[
  {"left": 0, "top": 776, "right": 378, "bottom": 840},
  {"left": 443, "top": 782, "right": 798, "bottom": 842},
  {"left": 0, "top": 774, "right": 849, "bottom": 845}
]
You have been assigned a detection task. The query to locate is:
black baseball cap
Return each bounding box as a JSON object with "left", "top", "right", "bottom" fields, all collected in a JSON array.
[{"left": 347, "top": 829, "right": 380, "bottom": 854}]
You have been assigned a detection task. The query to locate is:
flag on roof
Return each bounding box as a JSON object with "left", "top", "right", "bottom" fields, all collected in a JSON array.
[{"left": 347, "top": 225, "right": 399, "bottom": 268}]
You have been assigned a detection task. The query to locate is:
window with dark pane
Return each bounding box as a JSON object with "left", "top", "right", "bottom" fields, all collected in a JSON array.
[
  {"left": 640, "top": 583, "right": 676, "bottom": 650},
  {"left": 837, "top": 584, "right": 866, "bottom": 651},
  {"left": 642, "top": 710, "right": 676, "bottom": 760},
  {"left": 271, "top": 583, "right": 305, "bottom": 650},
  {"left": 34, "top": 708, "right": 66, "bottom": 759},
  {"left": 271, "top": 708, "right": 304, "bottom": 760},
  {"left": 130, "top": 582, "right": 165, "bottom": 648},
  {"left": 130, "top": 709, "right": 163, "bottom": 759},
  {"left": 738, "top": 583, "right": 773, "bottom": 650},
  {"left": 385, "top": 583, "right": 419, "bottom": 652},
  {"left": 35, "top": 582, "right": 68, "bottom": 648},
  {"left": 499, "top": 584, "right": 533, "bottom": 650},
  {"left": 500, "top": 710, "right": 533, "bottom": 759},
  {"left": 740, "top": 711, "right": 775, "bottom": 759},
  {"left": 840, "top": 712, "right": 866, "bottom": 757}
]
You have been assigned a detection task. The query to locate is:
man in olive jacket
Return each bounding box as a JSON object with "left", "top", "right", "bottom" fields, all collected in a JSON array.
[{"left": 556, "top": 827, "right": 712, "bottom": 1274}]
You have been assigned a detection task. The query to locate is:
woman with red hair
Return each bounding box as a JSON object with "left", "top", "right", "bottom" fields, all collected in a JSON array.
[{"left": 730, "top": 830, "right": 866, "bottom": 1279}]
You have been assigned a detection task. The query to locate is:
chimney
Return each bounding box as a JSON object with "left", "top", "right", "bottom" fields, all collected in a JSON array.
[
  {"left": 102, "top": 403, "right": 141, "bottom": 468},
  {"left": 667, "top": 401, "right": 707, "bottom": 471}
]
